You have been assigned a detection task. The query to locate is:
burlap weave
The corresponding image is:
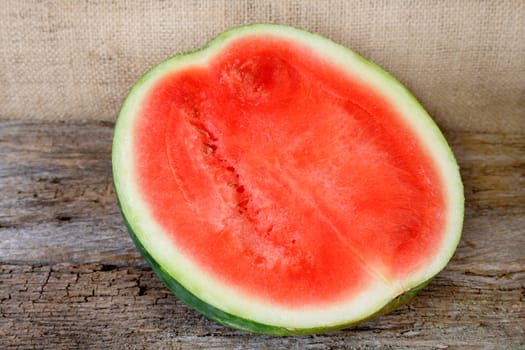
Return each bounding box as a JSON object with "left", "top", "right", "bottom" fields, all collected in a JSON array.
[{"left": 0, "top": 1, "right": 523, "bottom": 133}]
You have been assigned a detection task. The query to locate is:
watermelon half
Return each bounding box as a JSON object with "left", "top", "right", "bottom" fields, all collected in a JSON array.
[{"left": 112, "top": 24, "right": 464, "bottom": 335}]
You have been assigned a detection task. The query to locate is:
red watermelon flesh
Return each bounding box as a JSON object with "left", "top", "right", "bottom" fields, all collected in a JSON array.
[{"left": 134, "top": 36, "right": 445, "bottom": 307}]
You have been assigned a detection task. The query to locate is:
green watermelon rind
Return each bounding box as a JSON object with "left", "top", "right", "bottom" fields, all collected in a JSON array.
[
  {"left": 119, "top": 197, "right": 432, "bottom": 335},
  {"left": 112, "top": 24, "right": 464, "bottom": 334}
]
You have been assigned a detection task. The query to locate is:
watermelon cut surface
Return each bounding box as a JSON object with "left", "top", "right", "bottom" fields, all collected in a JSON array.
[{"left": 112, "top": 24, "right": 464, "bottom": 335}]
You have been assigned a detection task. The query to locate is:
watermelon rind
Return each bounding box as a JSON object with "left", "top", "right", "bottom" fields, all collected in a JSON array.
[
  {"left": 120, "top": 200, "right": 432, "bottom": 335},
  {"left": 112, "top": 24, "right": 464, "bottom": 334}
]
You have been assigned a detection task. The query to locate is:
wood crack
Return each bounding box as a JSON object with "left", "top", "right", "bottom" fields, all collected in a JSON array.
[
  {"left": 1, "top": 262, "right": 523, "bottom": 347},
  {"left": 0, "top": 120, "right": 524, "bottom": 347}
]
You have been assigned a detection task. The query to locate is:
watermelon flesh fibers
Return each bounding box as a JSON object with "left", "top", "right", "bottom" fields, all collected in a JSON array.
[
  {"left": 113, "top": 25, "right": 463, "bottom": 333},
  {"left": 137, "top": 37, "right": 444, "bottom": 306}
]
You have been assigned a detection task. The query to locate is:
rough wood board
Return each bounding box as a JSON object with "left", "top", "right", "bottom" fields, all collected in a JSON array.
[
  {"left": 1, "top": 263, "right": 523, "bottom": 349},
  {"left": 0, "top": 121, "right": 524, "bottom": 349}
]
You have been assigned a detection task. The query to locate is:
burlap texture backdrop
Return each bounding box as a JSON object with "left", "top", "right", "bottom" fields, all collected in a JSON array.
[{"left": 0, "top": 1, "right": 523, "bottom": 133}]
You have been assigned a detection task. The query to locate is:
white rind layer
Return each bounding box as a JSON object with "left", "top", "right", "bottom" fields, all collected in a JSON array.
[{"left": 112, "top": 24, "right": 464, "bottom": 329}]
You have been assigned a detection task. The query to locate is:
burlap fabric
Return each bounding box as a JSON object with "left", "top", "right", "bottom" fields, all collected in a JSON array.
[{"left": 0, "top": 1, "right": 523, "bottom": 133}]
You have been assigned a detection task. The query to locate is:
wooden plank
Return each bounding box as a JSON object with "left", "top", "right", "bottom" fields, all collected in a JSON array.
[
  {"left": 0, "top": 120, "right": 524, "bottom": 348},
  {"left": 0, "top": 121, "right": 523, "bottom": 265},
  {"left": 443, "top": 130, "right": 525, "bottom": 218},
  {"left": 0, "top": 121, "right": 144, "bottom": 266},
  {"left": 1, "top": 263, "right": 523, "bottom": 349}
]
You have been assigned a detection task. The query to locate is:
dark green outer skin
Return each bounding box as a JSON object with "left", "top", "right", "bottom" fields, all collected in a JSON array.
[{"left": 118, "top": 198, "right": 431, "bottom": 336}]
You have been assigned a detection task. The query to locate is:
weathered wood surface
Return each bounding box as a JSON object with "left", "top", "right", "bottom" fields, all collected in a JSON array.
[{"left": 0, "top": 120, "right": 524, "bottom": 349}]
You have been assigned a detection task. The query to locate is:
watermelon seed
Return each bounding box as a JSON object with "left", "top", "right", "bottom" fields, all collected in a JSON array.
[
  {"left": 201, "top": 142, "right": 217, "bottom": 155},
  {"left": 202, "top": 145, "right": 214, "bottom": 154},
  {"left": 205, "top": 143, "right": 217, "bottom": 151}
]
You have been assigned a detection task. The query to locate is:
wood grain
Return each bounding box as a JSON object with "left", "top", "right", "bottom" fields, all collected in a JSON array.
[
  {"left": 1, "top": 263, "right": 523, "bottom": 349},
  {"left": 1, "top": 120, "right": 524, "bottom": 349}
]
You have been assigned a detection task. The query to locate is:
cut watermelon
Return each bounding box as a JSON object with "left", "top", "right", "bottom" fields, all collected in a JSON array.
[{"left": 112, "top": 24, "right": 464, "bottom": 335}]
